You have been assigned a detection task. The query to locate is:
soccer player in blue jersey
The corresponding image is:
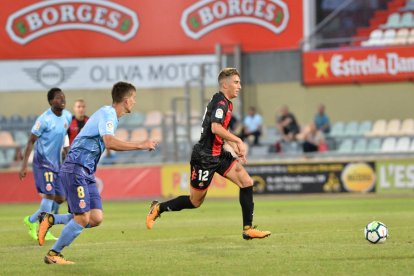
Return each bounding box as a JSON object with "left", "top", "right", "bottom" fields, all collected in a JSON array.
[
  {"left": 20, "top": 88, "right": 73, "bottom": 241},
  {"left": 38, "top": 81, "right": 157, "bottom": 265}
]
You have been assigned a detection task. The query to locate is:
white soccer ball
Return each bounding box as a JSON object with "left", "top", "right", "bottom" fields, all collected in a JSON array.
[{"left": 364, "top": 221, "right": 388, "bottom": 244}]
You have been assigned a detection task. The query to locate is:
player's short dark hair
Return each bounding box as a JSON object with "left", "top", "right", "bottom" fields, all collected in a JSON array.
[
  {"left": 47, "top": 88, "right": 62, "bottom": 103},
  {"left": 111, "top": 81, "right": 136, "bottom": 103},
  {"left": 218, "top": 68, "right": 240, "bottom": 84}
]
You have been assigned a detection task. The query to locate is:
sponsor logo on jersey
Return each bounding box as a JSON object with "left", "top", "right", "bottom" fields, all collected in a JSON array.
[
  {"left": 6, "top": 0, "right": 139, "bottom": 45},
  {"left": 45, "top": 183, "right": 53, "bottom": 191},
  {"left": 215, "top": 108, "right": 224, "bottom": 119},
  {"left": 106, "top": 121, "right": 114, "bottom": 132},
  {"left": 181, "top": 0, "right": 290, "bottom": 39},
  {"left": 34, "top": 120, "right": 41, "bottom": 130},
  {"left": 79, "top": 199, "right": 86, "bottom": 209}
]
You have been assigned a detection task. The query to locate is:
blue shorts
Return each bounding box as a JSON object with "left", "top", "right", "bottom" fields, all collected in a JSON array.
[
  {"left": 33, "top": 166, "right": 65, "bottom": 196},
  {"left": 59, "top": 171, "right": 102, "bottom": 214}
]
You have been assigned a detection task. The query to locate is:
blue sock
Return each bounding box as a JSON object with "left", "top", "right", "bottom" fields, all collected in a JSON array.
[
  {"left": 53, "top": 214, "right": 74, "bottom": 225},
  {"left": 29, "top": 198, "right": 53, "bottom": 223},
  {"left": 51, "top": 201, "right": 60, "bottom": 214},
  {"left": 52, "top": 219, "right": 84, "bottom": 253}
]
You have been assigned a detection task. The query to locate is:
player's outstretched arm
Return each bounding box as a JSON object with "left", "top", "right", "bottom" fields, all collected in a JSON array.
[
  {"left": 211, "top": 122, "right": 247, "bottom": 163},
  {"left": 19, "top": 133, "right": 38, "bottom": 180},
  {"left": 103, "top": 134, "right": 157, "bottom": 151}
]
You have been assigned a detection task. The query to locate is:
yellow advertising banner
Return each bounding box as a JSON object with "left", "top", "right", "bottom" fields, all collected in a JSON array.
[{"left": 161, "top": 164, "right": 238, "bottom": 198}]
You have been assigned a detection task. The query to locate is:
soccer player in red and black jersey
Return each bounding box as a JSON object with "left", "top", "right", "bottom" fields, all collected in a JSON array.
[
  {"left": 146, "top": 68, "right": 271, "bottom": 240},
  {"left": 68, "top": 99, "right": 89, "bottom": 145}
]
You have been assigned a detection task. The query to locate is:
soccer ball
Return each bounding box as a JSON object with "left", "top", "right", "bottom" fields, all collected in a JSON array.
[{"left": 364, "top": 221, "right": 388, "bottom": 244}]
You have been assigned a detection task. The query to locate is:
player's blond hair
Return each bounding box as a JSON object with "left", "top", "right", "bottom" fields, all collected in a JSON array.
[{"left": 73, "top": 99, "right": 85, "bottom": 105}]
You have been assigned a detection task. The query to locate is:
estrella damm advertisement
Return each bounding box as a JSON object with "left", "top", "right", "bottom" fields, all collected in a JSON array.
[
  {"left": 0, "top": 0, "right": 303, "bottom": 59},
  {"left": 303, "top": 47, "right": 414, "bottom": 85},
  {"left": 246, "top": 162, "right": 376, "bottom": 194},
  {"left": 161, "top": 164, "right": 239, "bottom": 198}
]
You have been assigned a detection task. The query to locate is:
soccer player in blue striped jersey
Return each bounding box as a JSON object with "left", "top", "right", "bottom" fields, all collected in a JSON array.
[
  {"left": 38, "top": 81, "right": 157, "bottom": 265},
  {"left": 20, "top": 88, "right": 73, "bottom": 241}
]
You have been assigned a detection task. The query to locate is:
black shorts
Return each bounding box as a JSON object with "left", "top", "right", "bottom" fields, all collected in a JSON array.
[{"left": 190, "top": 144, "right": 237, "bottom": 190}]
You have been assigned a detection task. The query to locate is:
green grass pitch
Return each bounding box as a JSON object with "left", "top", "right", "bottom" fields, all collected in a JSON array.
[{"left": 1, "top": 194, "right": 413, "bottom": 275}]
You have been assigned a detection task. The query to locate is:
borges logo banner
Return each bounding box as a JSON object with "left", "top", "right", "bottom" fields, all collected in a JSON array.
[
  {"left": 0, "top": 0, "right": 303, "bottom": 59},
  {"left": 6, "top": 0, "right": 139, "bottom": 45}
]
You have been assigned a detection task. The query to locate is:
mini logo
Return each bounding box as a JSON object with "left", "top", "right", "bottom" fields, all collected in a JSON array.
[
  {"left": 6, "top": 0, "right": 139, "bottom": 45},
  {"left": 181, "top": 0, "right": 289, "bottom": 39},
  {"left": 45, "top": 183, "right": 53, "bottom": 191},
  {"left": 23, "top": 61, "right": 77, "bottom": 88},
  {"left": 64, "top": 123, "right": 68, "bottom": 129},
  {"left": 199, "top": 182, "right": 204, "bottom": 188},
  {"left": 79, "top": 200, "right": 86, "bottom": 209}
]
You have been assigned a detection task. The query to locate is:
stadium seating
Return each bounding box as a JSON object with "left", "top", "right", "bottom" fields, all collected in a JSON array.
[
  {"left": 400, "top": 118, "right": 414, "bottom": 135},
  {"left": 0, "top": 150, "right": 7, "bottom": 168},
  {"left": 337, "top": 139, "right": 353, "bottom": 154},
  {"left": 361, "top": 29, "right": 383, "bottom": 46},
  {"left": 118, "top": 112, "right": 145, "bottom": 129},
  {"left": 385, "top": 119, "right": 401, "bottom": 136},
  {"left": 367, "top": 138, "right": 382, "bottom": 153},
  {"left": 366, "top": 119, "right": 387, "bottom": 136},
  {"left": 343, "top": 121, "right": 359, "bottom": 137},
  {"left": 353, "top": 138, "right": 368, "bottom": 154},
  {"left": 395, "top": 136, "right": 411, "bottom": 151},
  {"left": 13, "top": 130, "right": 28, "bottom": 147},
  {"left": 357, "top": 120, "right": 373, "bottom": 136},
  {"left": 130, "top": 128, "right": 149, "bottom": 142},
  {"left": 0, "top": 131, "right": 16, "bottom": 147},
  {"left": 382, "top": 29, "right": 397, "bottom": 45},
  {"left": 143, "top": 111, "right": 163, "bottom": 127},
  {"left": 329, "top": 122, "right": 345, "bottom": 137},
  {"left": 115, "top": 128, "right": 129, "bottom": 141},
  {"left": 394, "top": 28, "right": 409, "bottom": 44},
  {"left": 381, "top": 137, "right": 397, "bottom": 152},
  {"left": 381, "top": 12, "right": 401, "bottom": 28},
  {"left": 401, "top": 0, "right": 414, "bottom": 11},
  {"left": 149, "top": 127, "right": 162, "bottom": 142}
]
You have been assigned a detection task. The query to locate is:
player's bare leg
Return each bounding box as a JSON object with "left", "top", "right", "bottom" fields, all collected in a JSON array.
[
  {"left": 225, "top": 161, "right": 271, "bottom": 240},
  {"left": 146, "top": 188, "right": 207, "bottom": 229}
]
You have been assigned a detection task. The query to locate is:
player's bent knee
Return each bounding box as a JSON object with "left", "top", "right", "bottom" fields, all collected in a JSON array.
[{"left": 241, "top": 176, "right": 254, "bottom": 188}]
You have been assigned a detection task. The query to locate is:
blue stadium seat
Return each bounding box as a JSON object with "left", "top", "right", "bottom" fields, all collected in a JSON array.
[
  {"left": 329, "top": 122, "right": 345, "bottom": 137},
  {"left": 13, "top": 130, "right": 29, "bottom": 147},
  {"left": 353, "top": 138, "right": 368, "bottom": 153},
  {"left": 357, "top": 121, "right": 372, "bottom": 136},
  {"left": 343, "top": 121, "right": 359, "bottom": 137},
  {"left": 337, "top": 138, "right": 353, "bottom": 154},
  {"left": 367, "top": 138, "right": 382, "bottom": 153}
]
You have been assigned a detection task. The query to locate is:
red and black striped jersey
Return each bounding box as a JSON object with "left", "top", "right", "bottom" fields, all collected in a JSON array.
[
  {"left": 197, "top": 92, "right": 233, "bottom": 156},
  {"left": 68, "top": 116, "right": 89, "bottom": 145}
]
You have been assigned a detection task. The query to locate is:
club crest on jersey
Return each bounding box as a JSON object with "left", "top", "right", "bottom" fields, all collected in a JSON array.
[
  {"left": 215, "top": 108, "right": 224, "bottom": 119},
  {"left": 79, "top": 200, "right": 86, "bottom": 209},
  {"left": 181, "top": 0, "right": 290, "bottom": 39},
  {"left": 6, "top": 0, "right": 139, "bottom": 45},
  {"left": 34, "top": 120, "right": 41, "bottom": 131},
  {"left": 45, "top": 183, "right": 53, "bottom": 191},
  {"left": 106, "top": 121, "right": 114, "bottom": 132}
]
